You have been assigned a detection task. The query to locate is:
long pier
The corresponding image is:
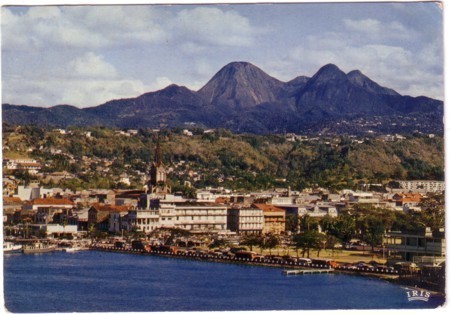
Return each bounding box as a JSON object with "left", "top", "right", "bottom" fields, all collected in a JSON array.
[{"left": 283, "top": 269, "right": 334, "bottom": 275}]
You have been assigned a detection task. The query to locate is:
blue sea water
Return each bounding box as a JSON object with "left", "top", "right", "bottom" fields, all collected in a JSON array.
[{"left": 3, "top": 251, "right": 445, "bottom": 312}]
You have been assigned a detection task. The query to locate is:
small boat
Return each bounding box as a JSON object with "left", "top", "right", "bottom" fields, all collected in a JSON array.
[
  {"left": 63, "top": 246, "right": 81, "bottom": 252},
  {"left": 23, "top": 242, "right": 57, "bottom": 254},
  {"left": 3, "top": 242, "right": 23, "bottom": 254}
]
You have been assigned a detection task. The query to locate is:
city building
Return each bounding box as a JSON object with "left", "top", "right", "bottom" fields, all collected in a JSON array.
[
  {"left": 396, "top": 180, "right": 445, "bottom": 193},
  {"left": 384, "top": 228, "right": 445, "bottom": 262},
  {"left": 174, "top": 203, "right": 227, "bottom": 233},
  {"left": 227, "top": 205, "right": 264, "bottom": 234},
  {"left": 28, "top": 223, "right": 78, "bottom": 238},
  {"left": 147, "top": 141, "right": 171, "bottom": 197},
  {"left": 299, "top": 204, "right": 338, "bottom": 218},
  {"left": 252, "top": 203, "right": 286, "bottom": 234},
  {"left": 88, "top": 204, "right": 132, "bottom": 232},
  {"left": 23, "top": 197, "right": 74, "bottom": 212}
]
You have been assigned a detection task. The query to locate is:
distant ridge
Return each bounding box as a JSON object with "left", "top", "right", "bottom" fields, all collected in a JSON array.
[{"left": 2, "top": 62, "right": 443, "bottom": 135}]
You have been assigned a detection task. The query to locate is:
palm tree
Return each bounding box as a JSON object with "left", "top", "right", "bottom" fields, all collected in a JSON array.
[
  {"left": 239, "top": 234, "right": 262, "bottom": 252},
  {"left": 262, "top": 233, "right": 279, "bottom": 255}
]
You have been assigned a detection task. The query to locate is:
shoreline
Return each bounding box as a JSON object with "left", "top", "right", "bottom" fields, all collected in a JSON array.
[
  {"left": 89, "top": 245, "right": 446, "bottom": 296},
  {"left": 90, "top": 245, "right": 397, "bottom": 277}
]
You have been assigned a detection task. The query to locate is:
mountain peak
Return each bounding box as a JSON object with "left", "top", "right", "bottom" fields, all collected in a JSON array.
[
  {"left": 347, "top": 69, "right": 399, "bottom": 96},
  {"left": 315, "top": 63, "right": 346, "bottom": 77},
  {"left": 306, "top": 64, "right": 348, "bottom": 86},
  {"left": 198, "top": 61, "right": 283, "bottom": 109},
  {"left": 224, "top": 61, "right": 255, "bottom": 68}
]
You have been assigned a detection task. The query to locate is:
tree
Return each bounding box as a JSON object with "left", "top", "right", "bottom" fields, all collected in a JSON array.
[
  {"left": 419, "top": 193, "right": 445, "bottom": 232},
  {"left": 239, "top": 234, "right": 262, "bottom": 252},
  {"left": 314, "top": 232, "right": 328, "bottom": 257},
  {"left": 322, "top": 214, "right": 356, "bottom": 248},
  {"left": 292, "top": 230, "right": 322, "bottom": 258},
  {"left": 163, "top": 228, "right": 192, "bottom": 245},
  {"left": 361, "top": 216, "right": 385, "bottom": 252},
  {"left": 209, "top": 238, "right": 230, "bottom": 249},
  {"left": 262, "top": 233, "right": 279, "bottom": 255},
  {"left": 285, "top": 214, "right": 299, "bottom": 234}
]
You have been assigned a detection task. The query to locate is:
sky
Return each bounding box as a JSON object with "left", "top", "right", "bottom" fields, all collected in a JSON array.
[{"left": 0, "top": 1, "right": 445, "bottom": 108}]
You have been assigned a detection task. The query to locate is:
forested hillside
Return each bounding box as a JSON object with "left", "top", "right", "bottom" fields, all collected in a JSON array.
[{"left": 2, "top": 125, "right": 443, "bottom": 191}]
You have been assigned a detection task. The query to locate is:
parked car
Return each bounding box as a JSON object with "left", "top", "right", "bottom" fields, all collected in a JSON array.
[
  {"left": 297, "top": 258, "right": 312, "bottom": 264},
  {"left": 311, "top": 259, "right": 338, "bottom": 268},
  {"left": 343, "top": 263, "right": 358, "bottom": 269},
  {"left": 265, "top": 255, "right": 284, "bottom": 262},
  {"left": 354, "top": 262, "right": 374, "bottom": 269}
]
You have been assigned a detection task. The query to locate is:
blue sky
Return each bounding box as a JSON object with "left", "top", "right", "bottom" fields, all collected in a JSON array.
[{"left": 1, "top": 1, "right": 444, "bottom": 108}]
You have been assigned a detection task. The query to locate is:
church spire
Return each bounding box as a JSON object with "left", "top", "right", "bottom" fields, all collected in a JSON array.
[
  {"left": 154, "top": 136, "right": 162, "bottom": 166},
  {"left": 147, "top": 135, "right": 171, "bottom": 197}
]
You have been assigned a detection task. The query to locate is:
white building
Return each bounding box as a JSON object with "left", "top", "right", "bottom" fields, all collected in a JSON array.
[
  {"left": 227, "top": 206, "right": 264, "bottom": 234},
  {"left": 196, "top": 191, "right": 216, "bottom": 202},
  {"left": 174, "top": 204, "right": 227, "bottom": 233},
  {"left": 127, "top": 208, "right": 161, "bottom": 233},
  {"left": 299, "top": 204, "right": 338, "bottom": 218},
  {"left": 29, "top": 223, "right": 78, "bottom": 238},
  {"left": 396, "top": 180, "right": 445, "bottom": 193}
]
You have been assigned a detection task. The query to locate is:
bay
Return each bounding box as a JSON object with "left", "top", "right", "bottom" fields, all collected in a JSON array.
[{"left": 3, "top": 251, "right": 444, "bottom": 312}]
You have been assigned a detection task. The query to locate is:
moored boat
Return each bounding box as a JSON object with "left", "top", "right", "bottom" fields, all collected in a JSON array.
[
  {"left": 3, "top": 242, "right": 23, "bottom": 254},
  {"left": 63, "top": 246, "right": 83, "bottom": 252},
  {"left": 23, "top": 242, "right": 57, "bottom": 254}
]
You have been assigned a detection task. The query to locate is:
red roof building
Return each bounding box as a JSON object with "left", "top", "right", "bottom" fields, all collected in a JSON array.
[{"left": 252, "top": 203, "right": 286, "bottom": 234}]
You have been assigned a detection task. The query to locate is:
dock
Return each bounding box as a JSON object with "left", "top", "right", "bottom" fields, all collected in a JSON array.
[{"left": 283, "top": 269, "right": 334, "bottom": 275}]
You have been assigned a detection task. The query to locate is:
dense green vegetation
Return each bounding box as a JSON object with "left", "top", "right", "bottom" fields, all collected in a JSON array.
[{"left": 2, "top": 125, "right": 444, "bottom": 191}]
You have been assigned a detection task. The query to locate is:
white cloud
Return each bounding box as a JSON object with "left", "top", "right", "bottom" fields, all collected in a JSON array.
[
  {"left": 1, "top": 6, "right": 167, "bottom": 51},
  {"left": 281, "top": 29, "right": 443, "bottom": 100},
  {"left": 2, "top": 76, "right": 147, "bottom": 108},
  {"left": 153, "top": 77, "right": 174, "bottom": 90},
  {"left": 59, "top": 79, "right": 146, "bottom": 107},
  {"left": 174, "top": 7, "right": 259, "bottom": 48},
  {"left": 343, "top": 18, "right": 411, "bottom": 41},
  {"left": 1, "top": 4, "right": 443, "bottom": 108},
  {"left": 67, "top": 52, "right": 118, "bottom": 79}
]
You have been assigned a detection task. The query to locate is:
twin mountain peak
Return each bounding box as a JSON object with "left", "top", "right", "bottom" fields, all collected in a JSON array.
[{"left": 3, "top": 62, "right": 443, "bottom": 134}]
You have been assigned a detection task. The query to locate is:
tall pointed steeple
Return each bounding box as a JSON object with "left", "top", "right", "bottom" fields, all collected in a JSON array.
[
  {"left": 148, "top": 136, "right": 171, "bottom": 197},
  {"left": 154, "top": 137, "right": 162, "bottom": 166}
]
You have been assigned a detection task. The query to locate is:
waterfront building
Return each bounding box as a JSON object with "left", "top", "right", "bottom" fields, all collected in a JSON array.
[
  {"left": 134, "top": 192, "right": 226, "bottom": 233},
  {"left": 227, "top": 205, "right": 264, "bottom": 234},
  {"left": 69, "top": 207, "right": 89, "bottom": 232},
  {"left": 88, "top": 204, "right": 132, "bottom": 232},
  {"left": 126, "top": 206, "right": 168, "bottom": 233},
  {"left": 28, "top": 223, "right": 78, "bottom": 238},
  {"left": 174, "top": 203, "right": 227, "bottom": 233},
  {"left": 109, "top": 210, "right": 130, "bottom": 233},
  {"left": 384, "top": 228, "right": 445, "bottom": 262},
  {"left": 252, "top": 203, "right": 286, "bottom": 234}
]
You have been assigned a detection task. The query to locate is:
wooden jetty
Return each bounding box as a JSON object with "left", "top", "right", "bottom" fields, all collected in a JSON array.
[{"left": 283, "top": 269, "right": 334, "bottom": 275}]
